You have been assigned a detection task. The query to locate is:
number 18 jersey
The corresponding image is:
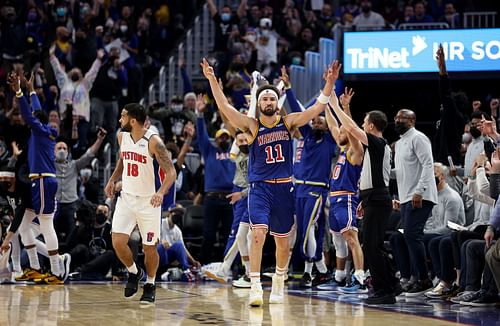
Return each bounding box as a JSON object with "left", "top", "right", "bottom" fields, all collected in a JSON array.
[
  {"left": 120, "top": 130, "right": 164, "bottom": 197},
  {"left": 248, "top": 116, "right": 293, "bottom": 183}
]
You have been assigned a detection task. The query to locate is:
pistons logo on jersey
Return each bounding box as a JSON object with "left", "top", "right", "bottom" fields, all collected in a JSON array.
[
  {"left": 147, "top": 232, "right": 155, "bottom": 242},
  {"left": 122, "top": 151, "right": 148, "bottom": 177}
]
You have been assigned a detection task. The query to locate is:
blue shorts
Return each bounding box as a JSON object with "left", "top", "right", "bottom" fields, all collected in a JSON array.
[
  {"left": 31, "top": 176, "right": 58, "bottom": 215},
  {"left": 329, "top": 193, "right": 358, "bottom": 233},
  {"left": 233, "top": 186, "right": 249, "bottom": 225},
  {"left": 248, "top": 181, "right": 295, "bottom": 237}
]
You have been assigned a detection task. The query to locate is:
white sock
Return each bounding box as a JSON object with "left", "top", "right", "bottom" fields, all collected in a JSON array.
[
  {"left": 146, "top": 275, "right": 155, "bottom": 285},
  {"left": 276, "top": 266, "right": 286, "bottom": 277},
  {"left": 127, "top": 263, "right": 138, "bottom": 275},
  {"left": 26, "top": 247, "right": 40, "bottom": 270},
  {"left": 304, "top": 261, "right": 313, "bottom": 274},
  {"left": 49, "top": 254, "right": 62, "bottom": 277},
  {"left": 354, "top": 269, "right": 365, "bottom": 284},
  {"left": 315, "top": 258, "right": 327, "bottom": 274},
  {"left": 335, "top": 269, "right": 347, "bottom": 282},
  {"left": 250, "top": 272, "right": 260, "bottom": 285},
  {"left": 243, "top": 260, "right": 250, "bottom": 275}
]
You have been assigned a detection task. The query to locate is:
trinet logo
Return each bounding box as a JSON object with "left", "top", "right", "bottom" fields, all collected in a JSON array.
[{"left": 346, "top": 35, "right": 427, "bottom": 69}]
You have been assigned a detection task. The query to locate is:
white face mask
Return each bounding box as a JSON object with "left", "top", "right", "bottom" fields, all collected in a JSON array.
[
  {"left": 261, "top": 30, "right": 270, "bottom": 37},
  {"left": 120, "top": 25, "right": 128, "bottom": 33},
  {"left": 246, "top": 34, "right": 257, "bottom": 43},
  {"left": 172, "top": 104, "right": 183, "bottom": 113},
  {"left": 80, "top": 168, "right": 92, "bottom": 178},
  {"left": 56, "top": 149, "right": 68, "bottom": 161}
]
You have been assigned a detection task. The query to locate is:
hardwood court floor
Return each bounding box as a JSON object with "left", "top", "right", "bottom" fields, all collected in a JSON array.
[{"left": 0, "top": 281, "right": 496, "bottom": 325}]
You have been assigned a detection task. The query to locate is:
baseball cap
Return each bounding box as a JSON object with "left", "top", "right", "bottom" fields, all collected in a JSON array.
[{"left": 215, "top": 129, "right": 231, "bottom": 139}]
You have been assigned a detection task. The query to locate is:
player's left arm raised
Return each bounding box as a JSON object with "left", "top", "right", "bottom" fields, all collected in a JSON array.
[
  {"left": 284, "top": 60, "right": 340, "bottom": 129},
  {"left": 150, "top": 135, "right": 177, "bottom": 207}
]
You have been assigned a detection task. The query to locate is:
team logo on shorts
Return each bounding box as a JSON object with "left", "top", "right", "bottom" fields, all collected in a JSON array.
[{"left": 147, "top": 232, "right": 155, "bottom": 242}]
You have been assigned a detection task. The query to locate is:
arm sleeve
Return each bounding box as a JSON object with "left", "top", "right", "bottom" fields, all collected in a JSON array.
[
  {"left": 7, "top": 204, "right": 25, "bottom": 234},
  {"left": 18, "top": 94, "right": 48, "bottom": 135},
  {"left": 196, "top": 116, "right": 212, "bottom": 157},
  {"left": 180, "top": 66, "right": 193, "bottom": 94}
]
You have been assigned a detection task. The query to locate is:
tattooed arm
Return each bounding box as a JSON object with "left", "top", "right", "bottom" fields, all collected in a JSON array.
[{"left": 149, "top": 134, "right": 177, "bottom": 207}]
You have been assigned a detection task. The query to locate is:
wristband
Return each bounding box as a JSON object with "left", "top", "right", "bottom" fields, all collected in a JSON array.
[
  {"left": 15, "top": 91, "right": 23, "bottom": 98},
  {"left": 487, "top": 225, "right": 494, "bottom": 232},
  {"left": 29, "top": 91, "right": 36, "bottom": 96},
  {"left": 317, "top": 92, "right": 330, "bottom": 105}
]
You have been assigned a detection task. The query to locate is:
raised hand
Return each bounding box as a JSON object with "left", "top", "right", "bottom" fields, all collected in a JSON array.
[
  {"left": 195, "top": 93, "right": 207, "bottom": 114},
  {"left": 339, "top": 87, "right": 355, "bottom": 107},
  {"left": 491, "top": 98, "right": 499, "bottom": 114},
  {"left": 200, "top": 58, "right": 216, "bottom": 80},
  {"left": 436, "top": 44, "right": 447, "bottom": 75},
  {"left": 24, "top": 72, "right": 35, "bottom": 93},
  {"left": 11, "top": 141, "right": 22, "bottom": 157},
  {"left": 97, "top": 48, "right": 105, "bottom": 60},
  {"left": 325, "top": 60, "right": 341, "bottom": 84},
  {"left": 7, "top": 73, "right": 21, "bottom": 93},
  {"left": 280, "top": 66, "right": 290, "bottom": 89}
]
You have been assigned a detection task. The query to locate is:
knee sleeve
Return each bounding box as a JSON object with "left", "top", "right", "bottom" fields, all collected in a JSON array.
[
  {"left": 39, "top": 214, "right": 59, "bottom": 252},
  {"left": 332, "top": 231, "right": 348, "bottom": 258},
  {"left": 19, "top": 210, "right": 37, "bottom": 246},
  {"left": 306, "top": 227, "right": 317, "bottom": 258}
]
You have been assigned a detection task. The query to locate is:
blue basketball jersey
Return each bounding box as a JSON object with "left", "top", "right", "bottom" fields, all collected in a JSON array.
[
  {"left": 248, "top": 116, "right": 293, "bottom": 182},
  {"left": 330, "top": 147, "right": 362, "bottom": 193}
]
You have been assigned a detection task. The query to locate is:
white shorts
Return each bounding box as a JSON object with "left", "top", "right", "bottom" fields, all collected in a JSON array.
[{"left": 112, "top": 192, "right": 161, "bottom": 245}]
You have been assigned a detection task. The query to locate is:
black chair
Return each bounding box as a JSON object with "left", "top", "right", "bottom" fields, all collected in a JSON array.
[{"left": 182, "top": 205, "right": 204, "bottom": 257}]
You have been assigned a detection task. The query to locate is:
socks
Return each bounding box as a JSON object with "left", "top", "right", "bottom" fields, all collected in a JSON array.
[
  {"left": 127, "top": 263, "right": 138, "bottom": 275},
  {"left": 243, "top": 259, "right": 250, "bottom": 276},
  {"left": 335, "top": 269, "right": 347, "bottom": 282},
  {"left": 354, "top": 269, "right": 365, "bottom": 284},
  {"left": 26, "top": 247, "right": 41, "bottom": 271},
  {"left": 304, "top": 261, "right": 313, "bottom": 274},
  {"left": 146, "top": 275, "right": 155, "bottom": 285},
  {"left": 250, "top": 272, "right": 261, "bottom": 285},
  {"left": 276, "top": 266, "right": 286, "bottom": 277},
  {"left": 49, "top": 254, "right": 62, "bottom": 277},
  {"left": 315, "top": 258, "right": 328, "bottom": 274}
]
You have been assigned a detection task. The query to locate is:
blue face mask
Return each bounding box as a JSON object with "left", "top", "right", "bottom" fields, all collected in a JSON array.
[
  {"left": 291, "top": 57, "right": 301, "bottom": 65},
  {"left": 56, "top": 7, "right": 66, "bottom": 17},
  {"left": 221, "top": 13, "right": 231, "bottom": 22}
]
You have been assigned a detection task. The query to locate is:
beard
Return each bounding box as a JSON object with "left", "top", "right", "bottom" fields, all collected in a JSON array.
[
  {"left": 260, "top": 105, "right": 276, "bottom": 117},
  {"left": 122, "top": 122, "right": 132, "bottom": 132}
]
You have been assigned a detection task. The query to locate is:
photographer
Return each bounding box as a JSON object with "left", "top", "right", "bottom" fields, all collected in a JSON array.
[{"left": 55, "top": 128, "right": 107, "bottom": 244}]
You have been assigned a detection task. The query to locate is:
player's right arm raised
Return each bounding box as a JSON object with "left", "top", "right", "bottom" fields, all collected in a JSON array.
[
  {"left": 105, "top": 132, "right": 124, "bottom": 198},
  {"left": 200, "top": 58, "right": 256, "bottom": 133}
]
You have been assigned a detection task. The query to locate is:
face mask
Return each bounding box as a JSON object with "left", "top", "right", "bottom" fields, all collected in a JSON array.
[
  {"left": 291, "top": 57, "right": 301, "bottom": 65},
  {"left": 0, "top": 181, "right": 12, "bottom": 193},
  {"left": 361, "top": 5, "right": 370, "bottom": 13},
  {"left": 239, "top": 144, "right": 249, "bottom": 154},
  {"left": 120, "top": 25, "right": 128, "bottom": 33},
  {"left": 246, "top": 34, "right": 257, "bottom": 43},
  {"left": 394, "top": 122, "right": 409, "bottom": 135},
  {"left": 172, "top": 104, "right": 183, "bottom": 113},
  {"left": 261, "top": 30, "right": 270, "bottom": 37},
  {"left": 61, "top": 35, "right": 70, "bottom": 42},
  {"left": 435, "top": 177, "right": 441, "bottom": 186},
  {"left": 71, "top": 74, "right": 80, "bottom": 82},
  {"left": 80, "top": 168, "right": 92, "bottom": 178},
  {"left": 469, "top": 126, "right": 481, "bottom": 138},
  {"left": 56, "top": 149, "right": 68, "bottom": 161},
  {"left": 313, "top": 129, "right": 324, "bottom": 140},
  {"left": 28, "top": 12, "right": 37, "bottom": 21},
  {"left": 232, "top": 63, "right": 244, "bottom": 71},
  {"left": 171, "top": 213, "right": 182, "bottom": 226},
  {"left": 221, "top": 13, "right": 231, "bottom": 22},
  {"left": 462, "top": 132, "right": 472, "bottom": 143},
  {"left": 95, "top": 212, "right": 107, "bottom": 225},
  {"left": 56, "top": 7, "right": 66, "bottom": 17},
  {"left": 220, "top": 141, "right": 230, "bottom": 151}
]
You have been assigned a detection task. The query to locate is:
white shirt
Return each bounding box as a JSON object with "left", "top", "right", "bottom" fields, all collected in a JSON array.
[
  {"left": 120, "top": 130, "right": 159, "bottom": 197},
  {"left": 353, "top": 11, "right": 385, "bottom": 29},
  {"left": 464, "top": 137, "right": 484, "bottom": 177},
  {"left": 394, "top": 127, "right": 438, "bottom": 204},
  {"left": 161, "top": 220, "right": 184, "bottom": 245}
]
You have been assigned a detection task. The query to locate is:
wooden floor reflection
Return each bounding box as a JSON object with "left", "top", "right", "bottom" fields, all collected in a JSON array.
[{"left": 0, "top": 282, "right": 462, "bottom": 325}]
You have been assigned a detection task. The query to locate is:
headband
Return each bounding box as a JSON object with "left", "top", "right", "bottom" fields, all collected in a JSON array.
[
  {"left": 257, "top": 89, "right": 279, "bottom": 103},
  {"left": 0, "top": 171, "right": 15, "bottom": 178}
]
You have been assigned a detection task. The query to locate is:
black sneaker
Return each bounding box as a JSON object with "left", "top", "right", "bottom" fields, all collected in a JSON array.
[
  {"left": 312, "top": 272, "right": 331, "bottom": 287},
  {"left": 300, "top": 272, "right": 312, "bottom": 288},
  {"left": 405, "top": 279, "right": 433, "bottom": 297},
  {"left": 124, "top": 267, "right": 144, "bottom": 299},
  {"left": 140, "top": 283, "right": 156, "bottom": 305},
  {"left": 392, "top": 282, "right": 404, "bottom": 297},
  {"left": 364, "top": 291, "right": 396, "bottom": 305},
  {"left": 465, "top": 292, "right": 500, "bottom": 307}
]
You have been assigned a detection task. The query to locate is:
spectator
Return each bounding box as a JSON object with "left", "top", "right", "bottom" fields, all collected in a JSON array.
[
  {"left": 353, "top": 0, "right": 385, "bottom": 30},
  {"left": 400, "top": 4, "right": 415, "bottom": 25},
  {"left": 225, "top": 55, "right": 252, "bottom": 110},
  {"left": 292, "top": 26, "right": 318, "bottom": 54},
  {"left": 439, "top": 2, "right": 461, "bottom": 28},
  {"left": 150, "top": 95, "right": 196, "bottom": 144},
  {"left": 195, "top": 94, "right": 235, "bottom": 263},
  {"left": 53, "top": 26, "right": 73, "bottom": 69},
  {"left": 49, "top": 45, "right": 104, "bottom": 156},
  {"left": 409, "top": 1, "right": 435, "bottom": 24},
  {"left": 78, "top": 165, "right": 100, "bottom": 204},
  {"left": 316, "top": 3, "right": 335, "bottom": 38},
  {"left": 335, "top": 0, "right": 360, "bottom": 23},
  {"left": 255, "top": 18, "right": 278, "bottom": 77},
  {"left": 1, "top": 5, "right": 26, "bottom": 71}
]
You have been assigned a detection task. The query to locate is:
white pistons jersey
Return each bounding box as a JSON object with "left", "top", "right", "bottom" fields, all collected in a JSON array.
[{"left": 120, "top": 130, "right": 164, "bottom": 197}]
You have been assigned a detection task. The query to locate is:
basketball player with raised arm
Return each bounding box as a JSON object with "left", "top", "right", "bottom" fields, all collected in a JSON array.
[
  {"left": 105, "top": 103, "right": 176, "bottom": 305},
  {"left": 201, "top": 58, "right": 339, "bottom": 306}
]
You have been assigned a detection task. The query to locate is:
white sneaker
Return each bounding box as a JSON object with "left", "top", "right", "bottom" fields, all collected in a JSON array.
[
  {"left": 248, "top": 283, "right": 264, "bottom": 307},
  {"left": 60, "top": 253, "right": 72, "bottom": 281},
  {"left": 233, "top": 275, "right": 251, "bottom": 288},
  {"left": 425, "top": 281, "right": 449, "bottom": 298},
  {"left": 269, "top": 274, "right": 285, "bottom": 304}
]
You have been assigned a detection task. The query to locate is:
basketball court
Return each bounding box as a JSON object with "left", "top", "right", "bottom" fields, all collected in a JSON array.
[{"left": 1, "top": 280, "right": 497, "bottom": 325}]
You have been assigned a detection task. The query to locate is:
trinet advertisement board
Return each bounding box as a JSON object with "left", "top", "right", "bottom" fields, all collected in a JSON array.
[{"left": 343, "top": 29, "right": 500, "bottom": 77}]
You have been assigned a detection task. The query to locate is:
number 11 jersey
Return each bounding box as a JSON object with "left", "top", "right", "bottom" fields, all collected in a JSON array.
[
  {"left": 120, "top": 130, "right": 164, "bottom": 197},
  {"left": 248, "top": 116, "right": 293, "bottom": 183}
]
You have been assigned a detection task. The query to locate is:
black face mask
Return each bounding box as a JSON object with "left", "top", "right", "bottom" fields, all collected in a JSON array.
[
  {"left": 171, "top": 213, "right": 183, "bottom": 226},
  {"left": 232, "top": 63, "right": 244, "bottom": 71},
  {"left": 0, "top": 181, "right": 11, "bottom": 194},
  {"left": 220, "top": 141, "right": 230, "bottom": 151},
  {"left": 61, "top": 35, "right": 70, "bottom": 42},
  {"left": 313, "top": 129, "right": 324, "bottom": 140},
  {"left": 394, "top": 122, "right": 409, "bottom": 135},
  {"left": 95, "top": 213, "right": 107, "bottom": 225},
  {"left": 469, "top": 126, "right": 481, "bottom": 138},
  {"left": 435, "top": 177, "right": 441, "bottom": 186},
  {"left": 239, "top": 144, "right": 249, "bottom": 154},
  {"left": 71, "top": 74, "right": 80, "bottom": 82}
]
